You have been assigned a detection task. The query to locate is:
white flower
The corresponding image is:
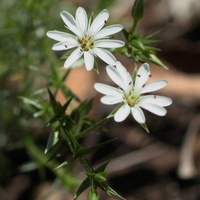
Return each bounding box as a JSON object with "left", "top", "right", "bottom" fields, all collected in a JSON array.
[
  {"left": 94, "top": 62, "right": 172, "bottom": 125},
  {"left": 47, "top": 7, "right": 124, "bottom": 71}
]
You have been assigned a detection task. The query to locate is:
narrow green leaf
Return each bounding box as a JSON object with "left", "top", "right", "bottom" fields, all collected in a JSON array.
[
  {"left": 149, "top": 54, "right": 168, "bottom": 69},
  {"left": 47, "top": 88, "right": 58, "bottom": 113},
  {"left": 74, "top": 177, "right": 90, "bottom": 200},
  {"left": 132, "top": 39, "right": 144, "bottom": 50},
  {"left": 45, "top": 129, "right": 59, "bottom": 154},
  {"left": 62, "top": 96, "right": 73, "bottom": 112},
  {"left": 45, "top": 140, "right": 68, "bottom": 162},
  {"left": 78, "top": 117, "right": 110, "bottom": 138},
  {"left": 54, "top": 156, "right": 76, "bottom": 170},
  {"left": 95, "top": 161, "right": 110, "bottom": 173},
  {"left": 99, "top": 184, "right": 125, "bottom": 200},
  {"left": 19, "top": 96, "right": 42, "bottom": 109},
  {"left": 145, "top": 30, "right": 160, "bottom": 40},
  {"left": 106, "top": 186, "right": 126, "bottom": 200},
  {"left": 81, "top": 139, "right": 116, "bottom": 156}
]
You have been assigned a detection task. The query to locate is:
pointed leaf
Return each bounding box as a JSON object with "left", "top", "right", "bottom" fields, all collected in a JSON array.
[
  {"left": 145, "top": 30, "right": 160, "bottom": 40},
  {"left": 45, "top": 140, "right": 69, "bottom": 162},
  {"left": 45, "top": 130, "right": 59, "bottom": 154},
  {"left": 62, "top": 96, "right": 74, "bottom": 112},
  {"left": 81, "top": 139, "right": 116, "bottom": 156},
  {"left": 140, "top": 123, "right": 149, "bottom": 133},
  {"left": 74, "top": 177, "right": 90, "bottom": 200},
  {"left": 54, "top": 156, "right": 76, "bottom": 170},
  {"left": 132, "top": 39, "right": 144, "bottom": 50},
  {"left": 47, "top": 88, "right": 58, "bottom": 113},
  {"left": 149, "top": 54, "right": 168, "bottom": 69},
  {"left": 78, "top": 117, "right": 110, "bottom": 138},
  {"left": 99, "top": 183, "right": 125, "bottom": 200},
  {"left": 95, "top": 160, "right": 110, "bottom": 173}
]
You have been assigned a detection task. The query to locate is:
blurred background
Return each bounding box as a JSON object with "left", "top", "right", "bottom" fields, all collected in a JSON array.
[{"left": 0, "top": 0, "right": 200, "bottom": 199}]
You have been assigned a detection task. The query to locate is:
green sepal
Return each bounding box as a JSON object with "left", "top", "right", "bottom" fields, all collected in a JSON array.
[
  {"left": 132, "top": 39, "right": 144, "bottom": 50},
  {"left": 107, "top": 103, "right": 124, "bottom": 119},
  {"left": 60, "top": 49, "right": 74, "bottom": 60},
  {"left": 93, "top": 60, "right": 99, "bottom": 74},
  {"left": 140, "top": 123, "right": 149, "bottom": 133}
]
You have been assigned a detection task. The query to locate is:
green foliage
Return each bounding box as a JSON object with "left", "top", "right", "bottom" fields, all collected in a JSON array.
[
  {"left": 121, "top": 31, "right": 167, "bottom": 69},
  {"left": 120, "top": 0, "right": 167, "bottom": 69},
  {"left": 0, "top": 0, "right": 169, "bottom": 199}
]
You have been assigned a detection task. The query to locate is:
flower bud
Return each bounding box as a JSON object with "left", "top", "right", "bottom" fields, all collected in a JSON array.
[
  {"left": 88, "top": 190, "right": 99, "bottom": 200},
  {"left": 131, "top": 0, "right": 144, "bottom": 22},
  {"left": 94, "top": 172, "right": 107, "bottom": 183}
]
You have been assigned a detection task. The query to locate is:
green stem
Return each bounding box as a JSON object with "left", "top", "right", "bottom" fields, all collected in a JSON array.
[
  {"left": 130, "top": 19, "right": 138, "bottom": 35},
  {"left": 22, "top": 132, "right": 79, "bottom": 192},
  {"left": 79, "top": 157, "right": 94, "bottom": 173},
  {"left": 77, "top": 117, "right": 111, "bottom": 138}
]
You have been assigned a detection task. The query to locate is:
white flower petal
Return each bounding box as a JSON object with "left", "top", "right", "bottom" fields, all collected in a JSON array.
[
  {"left": 93, "top": 48, "right": 116, "bottom": 65},
  {"left": 94, "top": 24, "right": 123, "bottom": 40},
  {"left": 139, "top": 103, "right": 167, "bottom": 116},
  {"left": 100, "top": 95, "right": 123, "bottom": 105},
  {"left": 140, "top": 80, "right": 167, "bottom": 94},
  {"left": 52, "top": 42, "right": 68, "bottom": 51},
  {"left": 46, "top": 30, "right": 76, "bottom": 41},
  {"left": 89, "top": 9, "right": 109, "bottom": 35},
  {"left": 106, "top": 65, "right": 126, "bottom": 90},
  {"left": 76, "top": 7, "right": 88, "bottom": 34},
  {"left": 134, "top": 63, "right": 150, "bottom": 92},
  {"left": 114, "top": 104, "right": 130, "bottom": 122},
  {"left": 94, "top": 39, "right": 124, "bottom": 48},
  {"left": 64, "top": 48, "right": 83, "bottom": 68},
  {"left": 84, "top": 51, "right": 94, "bottom": 71},
  {"left": 94, "top": 83, "right": 123, "bottom": 97},
  {"left": 139, "top": 95, "right": 172, "bottom": 107},
  {"left": 52, "top": 39, "right": 78, "bottom": 51},
  {"left": 131, "top": 105, "right": 146, "bottom": 124},
  {"left": 116, "top": 61, "right": 133, "bottom": 90},
  {"left": 60, "top": 11, "right": 82, "bottom": 38}
]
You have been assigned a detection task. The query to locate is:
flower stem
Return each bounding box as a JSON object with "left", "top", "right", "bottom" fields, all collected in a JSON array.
[
  {"left": 130, "top": 20, "right": 138, "bottom": 35},
  {"left": 77, "top": 117, "right": 111, "bottom": 138}
]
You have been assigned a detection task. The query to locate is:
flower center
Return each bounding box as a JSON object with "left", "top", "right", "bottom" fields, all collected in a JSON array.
[
  {"left": 78, "top": 37, "right": 94, "bottom": 51},
  {"left": 125, "top": 91, "right": 139, "bottom": 107}
]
